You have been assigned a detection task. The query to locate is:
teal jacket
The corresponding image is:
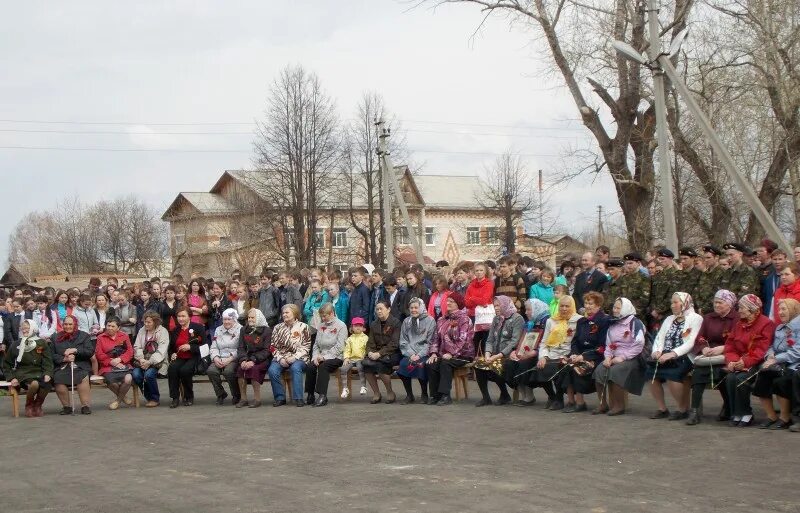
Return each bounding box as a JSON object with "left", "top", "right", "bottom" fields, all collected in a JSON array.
[
  {"left": 303, "top": 290, "right": 330, "bottom": 322},
  {"left": 332, "top": 290, "right": 350, "bottom": 324}
]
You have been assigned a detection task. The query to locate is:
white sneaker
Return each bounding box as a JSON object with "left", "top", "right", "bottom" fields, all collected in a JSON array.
[
  {"left": 359, "top": 386, "right": 367, "bottom": 395},
  {"left": 341, "top": 387, "right": 350, "bottom": 399}
]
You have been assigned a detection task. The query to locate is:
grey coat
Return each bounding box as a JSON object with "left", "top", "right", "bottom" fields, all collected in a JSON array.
[
  {"left": 399, "top": 311, "right": 437, "bottom": 359},
  {"left": 311, "top": 318, "right": 347, "bottom": 361},
  {"left": 485, "top": 313, "right": 524, "bottom": 357}
]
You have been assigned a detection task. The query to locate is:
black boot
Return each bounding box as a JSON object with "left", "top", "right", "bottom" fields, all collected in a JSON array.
[
  {"left": 686, "top": 408, "right": 701, "bottom": 426},
  {"left": 419, "top": 379, "right": 429, "bottom": 404}
]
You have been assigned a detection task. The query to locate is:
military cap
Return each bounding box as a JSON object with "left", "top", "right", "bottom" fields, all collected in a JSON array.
[
  {"left": 656, "top": 248, "right": 675, "bottom": 258},
  {"left": 623, "top": 252, "right": 643, "bottom": 262},
  {"left": 723, "top": 242, "right": 746, "bottom": 253},
  {"left": 702, "top": 245, "right": 723, "bottom": 256},
  {"left": 607, "top": 258, "right": 625, "bottom": 268},
  {"left": 679, "top": 247, "right": 698, "bottom": 258}
]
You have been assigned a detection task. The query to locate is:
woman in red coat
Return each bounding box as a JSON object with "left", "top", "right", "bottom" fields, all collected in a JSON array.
[
  {"left": 724, "top": 294, "right": 775, "bottom": 427},
  {"left": 772, "top": 263, "right": 800, "bottom": 323},
  {"left": 95, "top": 316, "right": 134, "bottom": 410},
  {"left": 465, "top": 262, "right": 494, "bottom": 354}
]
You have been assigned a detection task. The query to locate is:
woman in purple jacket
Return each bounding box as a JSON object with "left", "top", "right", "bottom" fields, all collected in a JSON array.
[
  {"left": 592, "top": 297, "right": 646, "bottom": 416},
  {"left": 425, "top": 293, "right": 474, "bottom": 405}
]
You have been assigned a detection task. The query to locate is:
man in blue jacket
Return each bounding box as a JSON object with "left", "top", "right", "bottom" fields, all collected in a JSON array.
[{"left": 349, "top": 267, "right": 371, "bottom": 326}]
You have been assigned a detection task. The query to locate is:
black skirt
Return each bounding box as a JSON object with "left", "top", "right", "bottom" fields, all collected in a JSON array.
[
  {"left": 752, "top": 367, "right": 792, "bottom": 399},
  {"left": 593, "top": 357, "right": 645, "bottom": 396},
  {"left": 559, "top": 363, "right": 598, "bottom": 394},
  {"left": 503, "top": 359, "right": 536, "bottom": 388},
  {"left": 691, "top": 364, "right": 726, "bottom": 387},
  {"left": 644, "top": 356, "right": 692, "bottom": 383},
  {"left": 53, "top": 363, "right": 90, "bottom": 386},
  {"left": 361, "top": 353, "right": 401, "bottom": 375},
  {"left": 531, "top": 360, "right": 564, "bottom": 384}
]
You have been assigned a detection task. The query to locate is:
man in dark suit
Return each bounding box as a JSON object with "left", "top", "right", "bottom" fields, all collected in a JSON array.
[
  {"left": 384, "top": 276, "right": 407, "bottom": 322},
  {"left": 3, "top": 297, "right": 25, "bottom": 346},
  {"left": 573, "top": 251, "right": 609, "bottom": 313}
]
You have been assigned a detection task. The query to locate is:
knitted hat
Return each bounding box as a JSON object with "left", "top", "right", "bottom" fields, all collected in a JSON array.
[{"left": 448, "top": 292, "right": 465, "bottom": 310}]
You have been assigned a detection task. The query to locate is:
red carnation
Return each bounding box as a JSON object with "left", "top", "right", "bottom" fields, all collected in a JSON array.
[
  {"left": 596, "top": 346, "right": 605, "bottom": 354},
  {"left": 789, "top": 339, "right": 796, "bottom": 347},
  {"left": 623, "top": 330, "right": 630, "bottom": 338},
  {"left": 407, "top": 365, "right": 415, "bottom": 371},
  {"left": 523, "top": 345, "right": 531, "bottom": 352},
  {"left": 590, "top": 325, "right": 599, "bottom": 334},
  {"left": 320, "top": 326, "right": 327, "bottom": 332},
  {"left": 682, "top": 328, "right": 692, "bottom": 338},
  {"left": 567, "top": 328, "right": 574, "bottom": 336},
  {"left": 609, "top": 342, "right": 619, "bottom": 351}
]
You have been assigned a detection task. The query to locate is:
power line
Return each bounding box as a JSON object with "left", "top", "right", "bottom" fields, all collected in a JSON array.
[
  {"left": 0, "top": 126, "right": 585, "bottom": 139},
  {"left": 0, "top": 145, "right": 561, "bottom": 158}
]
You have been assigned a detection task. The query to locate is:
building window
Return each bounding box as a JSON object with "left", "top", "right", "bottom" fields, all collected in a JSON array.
[
  {"left": 486, "top": 227, "right": 500, "bottom": 245},
  {"left": 395, "top": 226, "right": 410, "bottom": 245},
  {"left": 173, "top": 233, "right": 185, "bottom": 252},
  {"left": 466, "top": 227, "right": 480, "bottom": 245},
  {"left": 314, "top": 228, "right": 325, "bottom": 249},
  {"left": 425, "top": 226, "right": 435, "bottom": 246},
  {"left": 332, "top": 228, "right": 348, "bottom": 248}
]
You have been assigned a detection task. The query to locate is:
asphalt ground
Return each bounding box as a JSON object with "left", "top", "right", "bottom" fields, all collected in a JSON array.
[{"left": 1, "top": 379, "right": 799, "bottom": 513}]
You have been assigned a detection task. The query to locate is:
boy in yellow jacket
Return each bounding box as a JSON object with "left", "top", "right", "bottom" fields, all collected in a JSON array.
[{"left": 340, "top": 317, "right": 368, "bottom": 398}]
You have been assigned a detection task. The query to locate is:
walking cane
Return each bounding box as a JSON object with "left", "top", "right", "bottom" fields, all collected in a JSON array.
[{"left": 70, "top": 362, "right": 76, "bottom": 415}]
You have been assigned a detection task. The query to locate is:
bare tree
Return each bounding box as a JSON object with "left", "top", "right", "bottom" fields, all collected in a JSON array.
[
  {"left": 476, "top": 151, "right": 536, "bottom": 253},
  {"left": 251, "top": 64, "right": 342, "bottom": 268},
  {"left": 427, "top": 0, "right": 692, "bottom": 251}
]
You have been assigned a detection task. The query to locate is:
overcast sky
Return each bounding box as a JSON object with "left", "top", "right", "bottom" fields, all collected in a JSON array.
[{"left": 0, "top": 1, "right": 619, "bottom": 265}]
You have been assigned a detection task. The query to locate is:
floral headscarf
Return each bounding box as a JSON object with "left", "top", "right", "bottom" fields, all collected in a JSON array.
[
  {"left": 526, "top": 299, "right": 549, "bottom": 327},
  {"left": 494, "top": 295, "right": 518, "bottom": 319},
  {"left": 56, "top": 314, "right": 80, "bottom": 342},
  {"left": 672, "top": 292, "right": 696, "bottom": 317},
  {"left": 543, "top": 295, "right": 577, "bottom": 348},
  {"left": 739, "top": 294, "right": 762, "bottom": 314},
  {"left": 714, "top": 289, "right": 737, "bottom": 308},
  {"left": 222, "top": 308, "right": 239, "bottom": 322}
]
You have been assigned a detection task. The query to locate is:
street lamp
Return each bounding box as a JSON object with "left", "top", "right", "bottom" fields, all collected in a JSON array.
[{"left": 612, "top": 3, "right": 792, "bottom": 255}]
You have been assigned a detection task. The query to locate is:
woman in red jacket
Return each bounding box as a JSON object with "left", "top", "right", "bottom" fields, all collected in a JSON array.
[
  {"left": 427, "top": 276, "right": 452, "bottom": 321},
  {"left": 724, "top": 294, "right": 775, "bottom": 427},
  {"left": 772, "top": 263, "right": 800, "bottom": 323},
  {"left": 465, "top": 262, "right": 494, "bottom": 354},
  {"left": 95, "top": 316, "right": 134, "bottom": 410}
]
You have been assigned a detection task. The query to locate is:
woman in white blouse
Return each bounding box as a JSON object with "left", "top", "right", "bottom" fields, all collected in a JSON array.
[{"left": 646, "top": 292, "right": 703, "bottom": 421}]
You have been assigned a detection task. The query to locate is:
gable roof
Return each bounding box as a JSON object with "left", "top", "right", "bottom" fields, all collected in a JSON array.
[
  {"left": 413, "top": 174, "right": 484, "bottom": 209},
  {"left": 161, "top": 192, "right": 239, "bottom": 221}
]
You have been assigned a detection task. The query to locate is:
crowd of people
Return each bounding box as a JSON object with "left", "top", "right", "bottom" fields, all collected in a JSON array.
[{"left": 2, "top": 238, "right": 800, "bottom": 434}]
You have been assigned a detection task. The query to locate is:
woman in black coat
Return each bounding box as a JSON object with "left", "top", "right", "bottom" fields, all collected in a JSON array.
[
  {"left": 51, "top": 315, "right": 95, "bottom": 415},
  {"left": 167, "top": 307, "right": 207, "bottom": 408},
  {"left": 362, "top": 301, "right": 401, "bottom": 404}
]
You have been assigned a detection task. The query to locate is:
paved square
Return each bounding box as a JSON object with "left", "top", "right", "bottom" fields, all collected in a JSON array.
[{"left": 2, "top": 381, "right": 798, "bottom": 512}]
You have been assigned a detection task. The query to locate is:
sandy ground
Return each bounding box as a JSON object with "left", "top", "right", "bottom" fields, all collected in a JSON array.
[{"left": 1, "top": 379, "right": 798, "bottom": 513}]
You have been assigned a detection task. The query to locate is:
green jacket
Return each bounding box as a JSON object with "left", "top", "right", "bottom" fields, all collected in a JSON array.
[
  {"left": 694, "top": 266, "right": 725, "bottom": 315},
  {"left": 721, "top": 263, "right": 760, "bottom": 297},
  {"left": 650, "top": 267, "right": 681, "bottom": 316},
  {"left": 620, "top": 271, "right": 651, "bottom": 316},
  {"left": 2, "top": 337, "right": 54, "bottom": 383}
]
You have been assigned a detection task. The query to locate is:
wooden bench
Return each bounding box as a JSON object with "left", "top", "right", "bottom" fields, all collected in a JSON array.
[
  {"left": 0, "top": 382, "right": 20, "bottom": 417},
  {"left": 336, "top": 366, "right": 470, "bottom": 401}
]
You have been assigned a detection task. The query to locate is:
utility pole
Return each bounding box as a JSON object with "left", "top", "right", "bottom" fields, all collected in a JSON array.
[
  {"left": 646, "top": 0, "right": 678, "bottom": 255},
  {"left": 597, "top": 205, "right": 606, "bottom": 246},
  {"left": 538, "top": 169, "right": 544, "bottom": 236},
  {"left": 376, "top": 118, "right": 425, "bottom": 268}
]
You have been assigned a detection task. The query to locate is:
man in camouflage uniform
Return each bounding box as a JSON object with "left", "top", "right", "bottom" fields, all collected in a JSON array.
[
  {"left": 694, "top": 245, "right": 725, "bottom": 314},
  {"left": 621, "top": 252, "right": 651, "bottom": 316},
  {"left": 676, "top": 247, "right": 702, "bottom": 298},
  {"left": 649, "top": 248, "right": 681, "bottom": 326},
  {"left": 721, "top": 242, "right": 760, "bottom": 297},
  {"left": 601, "top": 258, "right": 625, "bottom": 314}
]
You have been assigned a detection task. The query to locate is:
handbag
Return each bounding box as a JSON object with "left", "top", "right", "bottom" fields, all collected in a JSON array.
[
  {"left": 515, "top": 329, "right": 543, "bottom": 361},
  {"left": 474, "top": 305, "right": 495, "bottom": 331},
  {"left": 693, "top": 354, "right": 725, "bottom": 367},
  {"left": 194, "top": 338, "right": 213, "bottom": 375}
]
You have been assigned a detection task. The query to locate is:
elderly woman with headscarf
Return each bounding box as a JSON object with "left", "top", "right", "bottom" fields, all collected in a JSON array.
[
  {"left": 2, "top": 319, "right": 53, "bottom": 417},
  {"left": 50, "top": 314, "right": 95, "bottom": 415},
  {"left": 752, "top": 298, "right": 800, "bottom": 429},
  {"left": 426, "top": 292, "right": 474, "bottom": 405},
  {"left": 236, "top": 308, "right": 272, "bottom": 408},
  {"left": 267, "top": 304, "right": 310, "bottom": 407},
  {"left": 687, "top": 289, "right": 739, "bottom": 425},
  {"left": 396, "top": 297, "right": 437, "bottom": 404},
  {"left": 560, "top": 291, "right": 612, "bottom": 413},
  {"left": 504, "top": 298, "right": 550, "bottom": 407},
  {"left": 593, "top": 298, "right": 646, "bottom": 416},
  {"left": 132, "top": 310, "right": 170, "bottom": 407},
  {"left": 474, "top": 295, "right": 524, "bottom": 407},
  {"left": 723, "top": 294, "right": 775, "bottom": 427},
  {"left": 305, "top": 303, "right": 347, "bottom": 407},
  {"left": 646, "top": 292, "right": 703, "bottom": 421},
  {"left": 531, "top": 295, "right": 582, "bottom": 411},
  {"left": 207, "top": 308, "right": 241, "bottom": 406}
]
